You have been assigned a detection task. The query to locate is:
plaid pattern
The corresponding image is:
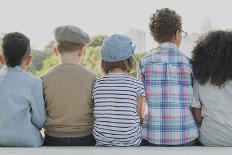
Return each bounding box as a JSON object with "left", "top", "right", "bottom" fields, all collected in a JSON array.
[{"left": 139, "top": 43, "right": 198, "bottom": 145}]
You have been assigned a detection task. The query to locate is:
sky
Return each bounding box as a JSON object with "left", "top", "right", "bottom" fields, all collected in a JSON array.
[{"left": 0, "top": 0, "right": 231, "bottom": 50}]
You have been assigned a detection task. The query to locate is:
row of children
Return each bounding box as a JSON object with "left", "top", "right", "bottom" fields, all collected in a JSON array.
[{"left": 0, "top": 8, "right": 232, "bottom": 147}]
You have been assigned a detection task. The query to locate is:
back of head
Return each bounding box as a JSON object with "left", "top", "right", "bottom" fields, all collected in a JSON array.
[
  {"left": 149, "top": 8, "right": 182, "bottom": 43},
  {"left": 191, "top": 30, "right": 232, "bottom": 87},
  {"left": 1, "top": 32, "right": 30, "bottom": 67},
  {"left": 54, "top": 25, "right": 91, "bottom": 53}
]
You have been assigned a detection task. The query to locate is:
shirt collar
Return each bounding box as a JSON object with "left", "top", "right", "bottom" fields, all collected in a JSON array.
[
  {"left": 1, "top": 65, "right": 24, "bottom": 72},
  {"left": 108, "top": 72, "right": 129, "bottom": 76},
  {"left": 157, "top": 42, "right": 178, "bottom": 50}
]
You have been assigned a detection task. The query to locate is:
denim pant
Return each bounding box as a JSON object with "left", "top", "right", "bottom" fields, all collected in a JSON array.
[{"left": 43, "top": 134, "right": 96, "bottom": 146}]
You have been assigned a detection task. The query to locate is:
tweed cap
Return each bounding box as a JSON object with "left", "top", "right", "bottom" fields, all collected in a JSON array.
[{"left": 54, "top": 25, "right": 91, "bottom": 44}]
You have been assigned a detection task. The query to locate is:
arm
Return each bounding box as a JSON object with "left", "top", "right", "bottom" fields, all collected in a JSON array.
[
  {"left": 193, "top": 108, "right": 202, "bottom": 127},
  {"left": 30, "top": 79, "right": 46, "bottom": 129},
  {"left": 136, "top": 96, "right": 147, "bottom": 119},
  {"left": 138, "top": 71, "right": 145, "bottom": 81},
  {"left": 192, "top": 80, "right": 202, "bottom": 127}
]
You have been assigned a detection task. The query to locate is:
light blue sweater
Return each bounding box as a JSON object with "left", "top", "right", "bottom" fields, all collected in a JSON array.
[{"left": 0, "top": 66, "right": 46, "bottom": 147}]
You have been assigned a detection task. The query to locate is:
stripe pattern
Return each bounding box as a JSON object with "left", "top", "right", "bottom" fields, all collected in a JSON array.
[
  {"left": 92, "top": 73, "right": 145, "bottom": 146},
  {"left": 139, "top": 43, "right": 198, "bottom": 145}
]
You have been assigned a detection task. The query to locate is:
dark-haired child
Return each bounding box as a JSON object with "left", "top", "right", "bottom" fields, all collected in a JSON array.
[
  {"left": 0, "top": 32, "right": 46, "bottom": 147},
  {"left": 192, "top": 30, "right": 232, "bottom": 146},
  {"left": 92, "top": 34, "right": 146, "bottom": 146},
  {"left": 139, "top": 8, "right": 198, "bottom": 146}
]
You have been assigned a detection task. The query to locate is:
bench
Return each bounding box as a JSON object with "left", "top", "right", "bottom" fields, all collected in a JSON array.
[{"left": 1, "top": 147, "right": 232, "bottom": 155}]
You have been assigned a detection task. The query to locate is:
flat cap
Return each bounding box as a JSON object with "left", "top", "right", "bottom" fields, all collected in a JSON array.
[
  {"left": 54, "top": 25, "right": 91, "bottom": 44},
  {"left": 101, "top": 34, "right": 135, "bottom": 62}
]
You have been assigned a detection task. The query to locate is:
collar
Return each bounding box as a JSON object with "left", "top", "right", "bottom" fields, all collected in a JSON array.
[
  {"left": 108, "top": 72, "right": 129, "bottom": 76},
  {"left": 1, "top": 65, "right": 24, "bottom": 72},
  {"left": 157, "top": 42, "right": 178, "bottom": 50}
]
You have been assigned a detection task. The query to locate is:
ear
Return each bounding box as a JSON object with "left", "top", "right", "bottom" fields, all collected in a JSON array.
[
  {"left": 25, "top": 55, "right": 32, "bottom": 65},
  {"left": 53, "top": 46, "right": 59, "bottom": 56},
  {"left": 78, "top": 45, "right": 85, "bottom": 57},
  {"left": 175, "top": 30, "right": 181, "bottom": 41},
  {"left": 0, "top": 55, "right": 5, "bottom": 65}
]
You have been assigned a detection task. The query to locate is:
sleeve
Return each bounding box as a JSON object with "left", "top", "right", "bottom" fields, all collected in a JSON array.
[
  {"left": 137, "top": 81, "right": 145, "bottom": 97},
  {"left": 192, "top": 80, "right": 202, "bottom": 108},
  {"left": 30, "top": 79, "right": 46, "bottom": 129}
]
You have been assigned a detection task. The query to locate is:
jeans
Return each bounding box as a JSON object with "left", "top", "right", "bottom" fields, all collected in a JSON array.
[
  {"left": 43, "top": 134, "right": 96, "bottom": 146},
  {"left": 141, "top": 139, "right": 203, "bottom": 146}
]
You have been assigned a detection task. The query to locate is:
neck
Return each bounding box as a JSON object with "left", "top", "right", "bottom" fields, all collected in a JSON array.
[
  {"left": 110, "top": 68, "right": 128, "bottom": 74},
  {"left": 20, "top": 65, "right": 27, "bottom": 71},
  {"left": 59, "top": 52, "right": 82, "bottom": 64},
  {"left": 20, "top": 62, "right": 28, "bottom": 71}
]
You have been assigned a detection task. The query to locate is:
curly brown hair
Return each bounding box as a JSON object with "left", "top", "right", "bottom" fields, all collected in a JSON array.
[
  {"left": 149, "top": 8, "right": 182, "bottom": 43},
  {"left": 191, "top": 30, "right": 232, "bottom": 87}
]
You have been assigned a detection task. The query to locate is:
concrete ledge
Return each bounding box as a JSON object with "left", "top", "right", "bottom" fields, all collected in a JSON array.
[{"left": 1, "top": 147, "right": 232, "bottom": 155}]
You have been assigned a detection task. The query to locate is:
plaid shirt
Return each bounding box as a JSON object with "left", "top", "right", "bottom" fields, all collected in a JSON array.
[{"left": 139, "top": 43, "right": 198, "bottom": 145}]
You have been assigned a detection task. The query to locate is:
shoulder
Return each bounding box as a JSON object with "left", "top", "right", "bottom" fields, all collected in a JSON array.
[
  {"left": 94, "top": 75, "right": 108, "bottom": 84},
  {"left": 22, "top": 71, "right": 41, "bottom": 83},
  {"left": 80, "top": 65, "right": 97, "bottom": 80},
  {"left": 20, "top": 71, "right": 42, "bottom": 90},
  {"left": 139, "top": 50, "right": 154, "bottom": 64},
  {"left": 40, "top": 64, "right": 60, "bottom": 80},
  {"left": 39, "top": 65, "right": 60, "bottom": 81},
  {"left": 40, "top": 64, "right": 97, "bottom": 81},
  {"left": 128, "top": 76, "right": 144, "bottom": 86},
  {"left": 176, "top": 49, "right": 191, "bottom": 64}
]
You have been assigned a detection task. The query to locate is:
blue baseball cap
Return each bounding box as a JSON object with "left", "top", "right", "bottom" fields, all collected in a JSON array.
[{"left": 101, "top": 34, "right": 136, "bottom": 62}]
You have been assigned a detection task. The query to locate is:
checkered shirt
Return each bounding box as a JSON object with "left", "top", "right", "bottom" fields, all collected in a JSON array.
[{"left": 139, "top": 43, "right": 198, "bottom": 145}]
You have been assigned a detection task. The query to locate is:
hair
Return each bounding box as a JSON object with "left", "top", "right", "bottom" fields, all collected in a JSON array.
[
  {"left": 54, "top": 41, "right": 83, "bottom": 53},
  {"left": 1, "top": 32, "right": 31, "bottom": 67},
  {"left": 149, "top": 8, "right": 182, "bottom": 43},
  {"left": 191, "top": 30, "right": 232, "bottom": 87},
  {"left": 101, "top": 56, "right": 137, "bottom": 74}
]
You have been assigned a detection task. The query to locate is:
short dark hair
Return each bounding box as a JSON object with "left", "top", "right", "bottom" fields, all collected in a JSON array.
[
  {"left": 55, "top": 42, "right": 83, "bottom": 53},
  {"left": 191, "top": 30, "right": 232, "bottom": 87},
  {"left": 2, "top": 32, "right": 30, "bottom": 67},
  {"left": 101, "top": 56, "right": 137, "bottom": 74},
  {"left": 149, "top": 8, "right": 182, "bottom": 43}
]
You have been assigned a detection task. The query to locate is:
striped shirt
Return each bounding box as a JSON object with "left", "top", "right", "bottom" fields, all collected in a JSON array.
[
  {"left": 139, "top": 43, "right": 198, "bottom": 145},
  {"left": 92, "top": 73, "right": 145, "bottom": 146}
]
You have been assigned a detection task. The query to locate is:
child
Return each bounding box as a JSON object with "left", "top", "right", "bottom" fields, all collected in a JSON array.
[
  {"left": 41, "top": 25, "right": 97, "bottom": 146},
  {"left": 92, "top": 34, "right": 146, "bottom": 146},
  {"left": 139, "top": 8, "right": 198, "bottom": 146},
  {"left": 192, "top": 30, "right": 232, "bottom": 146},
  {"left": 0, "top": 32, "right": 46, "bottom": 147}
]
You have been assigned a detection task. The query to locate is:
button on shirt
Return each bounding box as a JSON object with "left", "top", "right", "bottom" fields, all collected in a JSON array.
[
  {"left": 0, "top": 66, "right": 46, "bottom": 147},
  {"left": 139, "top": 43, "right": 198, "bottom": 145}
]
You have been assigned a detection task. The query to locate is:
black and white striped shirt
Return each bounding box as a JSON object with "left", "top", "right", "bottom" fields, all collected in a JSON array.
[{"left": 92, "top": 73, "right": 145, "bottom": 146}]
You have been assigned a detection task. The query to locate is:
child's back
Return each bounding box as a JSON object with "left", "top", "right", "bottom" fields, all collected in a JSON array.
[
  {"left": 140, "top": 43, "right": 198, "bottom": 145},
  {"left": 0, "top": 66, "right": 45, "bottom": 147},
  {"left": 93, "top": 73, "right": 144, "bottom": 146}
]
